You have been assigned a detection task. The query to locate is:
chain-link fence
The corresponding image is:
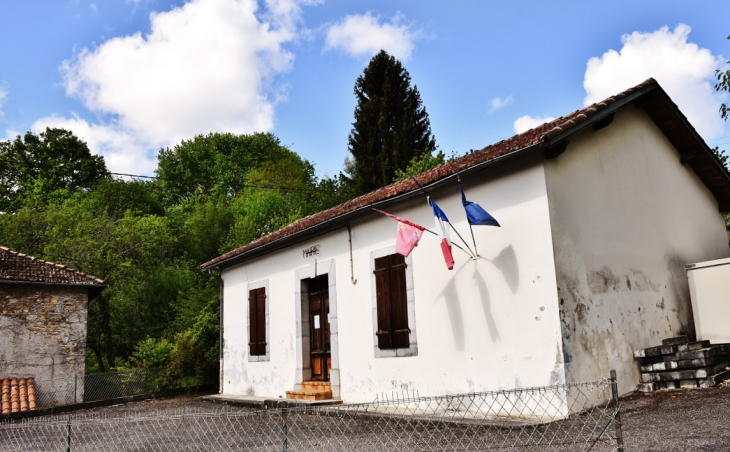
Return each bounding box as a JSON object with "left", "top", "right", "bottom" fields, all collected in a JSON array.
[
  {"left": 6, "top": 368, "right": 166, "bottom": 410},
  {"left": 1, "top": 376, "right": 623, "bottom": 451}
]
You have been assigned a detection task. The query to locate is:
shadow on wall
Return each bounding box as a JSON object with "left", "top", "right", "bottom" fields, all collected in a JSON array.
[{"left": 434, "top": 244, "right": 520, "bottom": 349}]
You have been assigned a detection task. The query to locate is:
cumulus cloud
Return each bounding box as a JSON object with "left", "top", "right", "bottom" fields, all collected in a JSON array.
[
  {"left": 46, "top": 0, "right": 305, "bottom": 174},
  {"left": 32, "top": 115, "right": 158, "bottom": 176},
  {"left": 490, "top": 94, "right": 513, "bottom": 112},
  {"left": 325, "top": 12, "right": 417, "bottom": 61},
  {"left": 513, "top": 115, "right": 555, "bottom": 134},
  {"left": 0, "top": 88, "right": 7, "bottom": 120},
  {"left": 584, "top": 24, "right": 726, "bottom": 138}
]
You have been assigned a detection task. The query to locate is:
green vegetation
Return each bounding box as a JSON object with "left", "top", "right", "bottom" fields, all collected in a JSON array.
[{"left": 0, "top": 129, "right": 352, "bottom": 387}]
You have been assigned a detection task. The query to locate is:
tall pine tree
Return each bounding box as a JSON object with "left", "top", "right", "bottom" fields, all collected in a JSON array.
[{"left": 347, "top": 50, "right": 437, "bottom": 193}]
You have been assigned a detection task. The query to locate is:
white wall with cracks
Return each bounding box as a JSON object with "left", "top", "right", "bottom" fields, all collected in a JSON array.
[{"left": 544, "top": 106, "right": 730, "bottom": 396}]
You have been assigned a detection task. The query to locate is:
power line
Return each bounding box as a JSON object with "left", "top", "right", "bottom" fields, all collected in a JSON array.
[{"left": 0, "top": 155, "right": 353, "bottom": 195}]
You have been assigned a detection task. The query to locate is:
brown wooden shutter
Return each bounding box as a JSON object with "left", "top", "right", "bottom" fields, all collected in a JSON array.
[
  {"left": 248, "top": 289, "right": 258, "bottom": 356},
  {"left": 249, "top": 288, "right": 267, "bottom": 356},
  {"left": 389, "top": 254, "right": 410, "bottom": 349},
  {"left": 255, "top": 288, "right": 267, "bottom": 356},
  {"left": 374, "top": 256, "right": 393, "bottom": 349}
]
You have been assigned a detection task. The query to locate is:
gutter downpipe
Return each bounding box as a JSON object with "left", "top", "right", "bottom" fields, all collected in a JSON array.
[{"left": 208, "top": 269, "right": 224, "bottom": 394}]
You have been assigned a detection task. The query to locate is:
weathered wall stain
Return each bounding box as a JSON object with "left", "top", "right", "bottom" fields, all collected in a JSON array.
[{"left": 0, "top": 283, "right": 88, "bottom": 405}]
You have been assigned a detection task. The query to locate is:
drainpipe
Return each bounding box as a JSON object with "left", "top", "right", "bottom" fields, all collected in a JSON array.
[
  {"left": 344, "top": 225, "right": 357, "bottom": 285},
  {"left": 208, "top": 269, "right": 224, "bottom": 394}
]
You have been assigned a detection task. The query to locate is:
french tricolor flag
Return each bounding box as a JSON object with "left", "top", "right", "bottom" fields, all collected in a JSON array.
[{"left": 429, "top": 197, "right": 455, "bottom": 270}]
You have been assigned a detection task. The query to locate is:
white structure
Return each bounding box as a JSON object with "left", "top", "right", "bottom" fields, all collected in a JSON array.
[
  {"left": 686, "top": 257, "right": 730, "bottom": 344},
  {"left": 202, "top": 79, "right": 730, "bottom": 402}
]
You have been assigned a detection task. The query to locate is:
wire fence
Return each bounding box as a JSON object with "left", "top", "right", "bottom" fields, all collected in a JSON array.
[
  {"left": 3, "top": 368, "right": 172, "bottom": 411},
  {"left": 1, "top": 375, "right": 624, "bottom": 451}
]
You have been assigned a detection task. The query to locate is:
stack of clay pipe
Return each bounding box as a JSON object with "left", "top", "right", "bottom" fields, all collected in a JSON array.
[
  {"left": 1, "top": 377, "right": 37, "bottom": 414},
  {"left": 1, "top": 378, "right": 9, "bottom": 414},
  {"left": 27, "top": 378, "right": 36, "bottom": 410}
]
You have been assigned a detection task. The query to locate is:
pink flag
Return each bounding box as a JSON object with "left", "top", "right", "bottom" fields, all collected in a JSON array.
[
  {"left": 376, "top": 210, "right": 426, "bottom": 257},
  {"left": 395, "top": 221, "right": 424, "bottom": 257}
]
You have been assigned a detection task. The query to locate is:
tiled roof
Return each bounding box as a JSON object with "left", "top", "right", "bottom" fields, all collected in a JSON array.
[
  {"left": 0, "top": 246, "right": 105, "bottom": 286},
  {"left": 202, "top": 78, "right": 730, "bottom": 269}
]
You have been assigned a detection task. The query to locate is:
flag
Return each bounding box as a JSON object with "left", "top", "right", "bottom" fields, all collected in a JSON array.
[
  {"left": 429, "top": 197, "right": 455, "bottom": 270},
  {"left": 376, "top": 210, "right": 425, "bottom": 257},
  {"left": 459, "top": 180, "right": 500, "bottom": 227}
]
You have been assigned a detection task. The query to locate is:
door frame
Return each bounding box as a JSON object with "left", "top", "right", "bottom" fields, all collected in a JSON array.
[{"left": 295, "top": 259, "right": 340, "bottom": 397}]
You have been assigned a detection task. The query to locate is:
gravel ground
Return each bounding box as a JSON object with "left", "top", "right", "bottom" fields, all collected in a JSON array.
[
  {"left": 2, "top": 386, "right": 730, "bottom": 451},
  {"left": 619, "top": 385, "right": 730, "bottom": 451}
]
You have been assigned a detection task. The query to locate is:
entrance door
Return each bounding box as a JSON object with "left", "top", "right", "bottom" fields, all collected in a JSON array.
[{"left": 308, "top": 275, "right": 330, "bottom": 381}]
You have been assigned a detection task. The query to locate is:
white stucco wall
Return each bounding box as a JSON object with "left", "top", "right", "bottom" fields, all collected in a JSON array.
[
  {"left": 543, "top": 107, "right": 730, "bottom": 395},
  {"left": 221, "top": 154, "right": 566, "bottom": 403}
]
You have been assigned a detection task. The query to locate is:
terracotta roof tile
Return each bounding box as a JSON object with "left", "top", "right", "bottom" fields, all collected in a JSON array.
[
  {"left": 0, "top": 247, "right": 104, "bottom": 285},
  {"left": 201, "top": 78, "right": 702, "bottom": 269}
]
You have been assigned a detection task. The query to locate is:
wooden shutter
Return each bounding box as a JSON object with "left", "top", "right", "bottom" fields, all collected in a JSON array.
[
  {"left": 389, "top": 254, "right": 410, "bottom": 349},
  {"left": 374, "top": 254, "right": 410, "bottom": 350},
  {"left": 249, "top": 288, "right": 267, "bottom": 356},
  {"left": 374, "top": 256, "right": 393, "bottom": 349}
]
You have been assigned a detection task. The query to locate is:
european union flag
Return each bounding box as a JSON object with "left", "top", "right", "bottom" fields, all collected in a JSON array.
[{"left": 459, "top": 180, "right": 500, "bottom": 227}]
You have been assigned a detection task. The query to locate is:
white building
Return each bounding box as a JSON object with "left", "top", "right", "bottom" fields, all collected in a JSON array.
[{"left": 202, "top": 79, "right": 730, "bottom": 403}]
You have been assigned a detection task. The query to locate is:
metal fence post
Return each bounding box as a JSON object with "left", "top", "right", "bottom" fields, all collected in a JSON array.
[
  {"left": 280, "top": 401, "right": 288, "bottom": 452},
  {"left": 65, "top": 417, "right": 72, "bottom": 452},
  {"left": 610, "top": 369, "right": 625, "bottom": 452}
]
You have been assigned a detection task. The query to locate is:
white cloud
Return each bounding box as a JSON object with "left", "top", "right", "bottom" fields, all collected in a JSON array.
[
  {"left": 32, "top": 115, "right": 158, "bottom": 176},
  {"left": 584, "top": 24, "right": 726, "bottom": 139},
  {"left": 325, "top": 12, "right": 417, "bottom": 61},
  {"left": 0, "top": 87, "right": 7, "bottom": 120},
  {"left": 49, "top": 0, "right": 306, "bottom": 174},
  {"left": 490, "top": 94, "right": 513, "bottom": 112},
  {"left": 513, "top": 115, "right": 555, "bottom": 134}
]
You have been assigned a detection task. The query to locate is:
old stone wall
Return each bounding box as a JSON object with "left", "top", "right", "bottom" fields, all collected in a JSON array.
[{"left": 0, "top": 283, "right": 88, "bottom": 405}]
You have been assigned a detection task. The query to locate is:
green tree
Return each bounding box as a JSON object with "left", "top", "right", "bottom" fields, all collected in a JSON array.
[
  {"left": 0, "top": 128, "right": 109, "bottom": 212},
  {"left": 717, "top": 34, "right": 730, "bottom": 120},
  {"left": 393, "top": 150, "right": 446, "bottom": 182},
  {"left": 347, "top": 50, "right": 437, "bottom": 194},
  {"left": 155, "top": 132, "right": 315, "bottom": 204}
]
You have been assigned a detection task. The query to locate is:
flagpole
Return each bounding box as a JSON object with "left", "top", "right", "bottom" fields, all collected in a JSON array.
[
  {"left": 371, "top": 208, "right": 473, "bottom": 258},
  {"left": 410, "top": 175, "right": 476, "bottom": 258},
  {"left": 458, "top": 176, "right": 479, "bottom": 258}
]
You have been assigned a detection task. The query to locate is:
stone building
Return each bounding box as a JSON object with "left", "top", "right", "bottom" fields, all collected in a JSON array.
[{"left": 0, "top": 246, "right": 105, "bottom": 405}]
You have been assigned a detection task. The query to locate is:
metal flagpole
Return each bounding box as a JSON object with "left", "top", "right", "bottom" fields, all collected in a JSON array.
[
  {"left": 410, "top": 175, "right": 476, "bottom": 258},
  {"left": 371, "top": 208, "right": 474, "bottom": 258},
  {"left": 458, "top": 175, "right": 479, "bottom": 258}
]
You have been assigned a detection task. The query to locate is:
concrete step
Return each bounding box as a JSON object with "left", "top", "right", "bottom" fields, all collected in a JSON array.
[
  {"left": 300, "top": 381, "right": 331, "bottom": 391},
  {"left": 285, "top": 390, "right": 332, "bottom": 401}
]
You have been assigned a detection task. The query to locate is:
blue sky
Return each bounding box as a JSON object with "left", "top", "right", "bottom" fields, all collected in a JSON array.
[{"left": 1, "top": 0, "right": 729, "bottom": 177}]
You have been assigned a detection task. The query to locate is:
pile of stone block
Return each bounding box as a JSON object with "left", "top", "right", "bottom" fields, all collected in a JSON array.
[{"left": 634, "top": 336, "right": 730, "bottom": 392}]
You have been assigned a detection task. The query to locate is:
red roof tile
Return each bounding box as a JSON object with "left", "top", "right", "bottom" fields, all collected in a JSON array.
[
  {"left": 0, "top": 246, "right": 104, "bottom": 286},
  {"left": 202, "top": 78, "right": 730, "bottom": 269}
]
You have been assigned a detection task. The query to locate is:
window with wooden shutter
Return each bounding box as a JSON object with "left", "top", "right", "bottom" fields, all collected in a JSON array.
[
  {"left": 374, "top": 253, "right": 410, "bottom": 350},
  {"left": 248, "top": 287, "right": 267, "bottom": 356}
]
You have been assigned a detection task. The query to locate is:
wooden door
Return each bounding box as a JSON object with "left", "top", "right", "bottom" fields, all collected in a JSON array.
[{"left": 308, "top": 275, "right": 330, "bottom": 381}]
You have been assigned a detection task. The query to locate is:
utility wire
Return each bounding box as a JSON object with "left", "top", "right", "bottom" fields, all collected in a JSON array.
[{"left": 0, "top": 155, "right": 353, "bottom": 195}]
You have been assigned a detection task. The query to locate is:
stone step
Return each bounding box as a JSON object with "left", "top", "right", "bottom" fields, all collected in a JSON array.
[
  {"left": 300, "top": 381, "right": 331, "bottom": 391},
  {"left": 285, "top": 390, "right": 333, "bottom": 401}
]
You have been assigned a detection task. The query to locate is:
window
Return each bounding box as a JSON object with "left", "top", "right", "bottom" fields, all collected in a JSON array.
[
  {"left": 248, "top": 286, "right": 267, "bottom": 357},
  {"left": 374, "top": 253, "right": 410, "bottom": 350}
]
